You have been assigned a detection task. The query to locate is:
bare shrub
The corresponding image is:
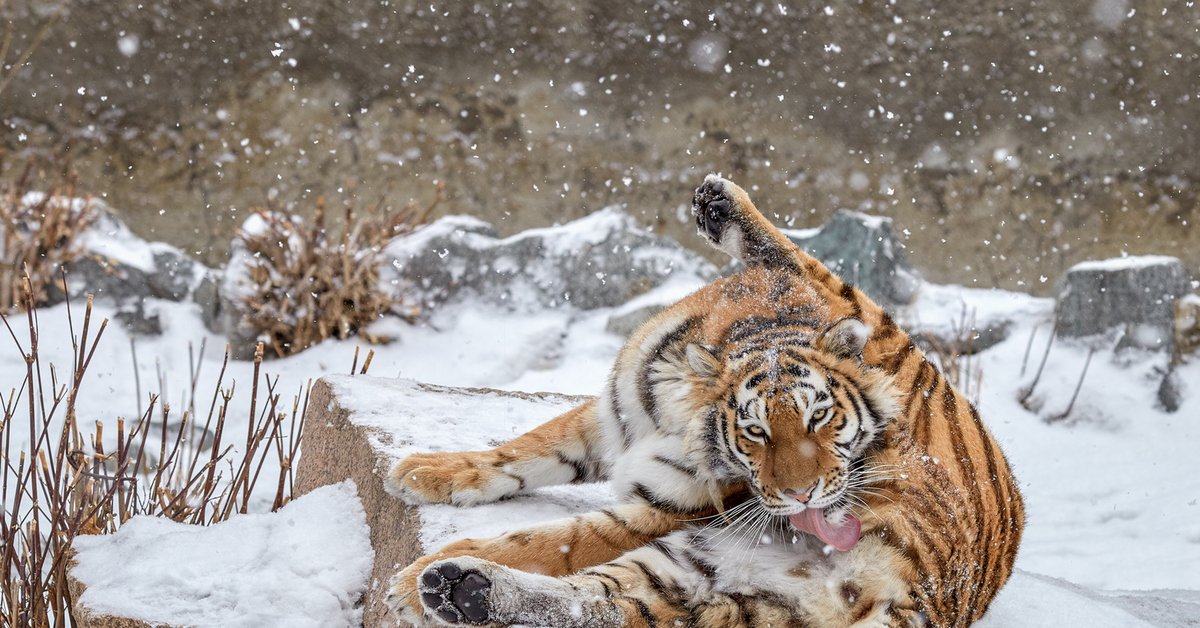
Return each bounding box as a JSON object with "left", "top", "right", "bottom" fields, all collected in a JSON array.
[
  {"left": 921, "top": 304, "right": 984, "bottom": 406},
  {"left": 237, "top": 182, "right": 442, "bottom": 358},
  {"left": 0, "top": 276, "right": 340, "bottom": 627},
  {"left": 0, "top": 159, "right": 101, "bottom": 311}
]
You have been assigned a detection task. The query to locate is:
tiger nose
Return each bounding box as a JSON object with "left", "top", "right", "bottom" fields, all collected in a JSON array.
[{"left": 784, "top": 482, "right": 819, "bottom": 503}]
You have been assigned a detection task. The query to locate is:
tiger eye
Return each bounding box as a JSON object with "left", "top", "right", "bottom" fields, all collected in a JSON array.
[
  {"left": 745, "top": 425, "right": 766, "bottom": 438},
  {"left": 811, "top": 408, "right": 828, "bottom": 421}
]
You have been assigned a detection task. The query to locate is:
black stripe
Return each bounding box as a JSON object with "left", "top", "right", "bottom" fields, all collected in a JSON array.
[
  {"left": 872, "top": 311, "right": 901, "bottom": 341},
  {"left": 631, "top": 482, "right": 709, "bottom": 515},
  {"left": 627, "top": 597, "right": 657, "bottom": 628},
  {"left": 638, "top": 317, "right": 701, "bottom": 430},
  {"left": 608, "top": 375, "right": 633, "bottom": 450},
  {"left": 839, "top": 283, "right": 862, "bottom": 317},
  {"left": 680, "top": 547, "right": 719, "bottom": 582},
  {"left": 631, "top": 559, "right": 671, "bottom": 598},
  {"left": 652, "top": 455, "right": 699, "bottom": 478},
  {"left": 556, "top": 451, "right": 589, "bottom": 483},
  {"left": 646, "top": 539, "right": 684, "bottom": 568},
  {"left": 881, "top": 340, "right": 916, "bottom": 374},
  {"left": 582, "top": 571, "right": 622, "bottom": 597}
]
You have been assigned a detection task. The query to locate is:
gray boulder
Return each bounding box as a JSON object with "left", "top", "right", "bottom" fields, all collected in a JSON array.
[
  {"left": 1055, "top": 256, "right": 1188, "bottom": 351},
  {"left": 725, "top": 210, "right": 922, "bottom": 311},
  {"left": 46, "top": 214, "right": 206, "bottom": 334},
  {"left": 383, "top": 209, "right": 720, "bottom": 313},
  {"left": 605, "top": 304, "right": 667, "bottom": 339}
]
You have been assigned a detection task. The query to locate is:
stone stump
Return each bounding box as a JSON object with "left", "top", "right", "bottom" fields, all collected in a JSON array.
[
  {"left": 1055, "top": 255, "right": 1188, "bottom": 351},
  {"left": 293, "top": 376, "right": 603, "bottom": 628}
]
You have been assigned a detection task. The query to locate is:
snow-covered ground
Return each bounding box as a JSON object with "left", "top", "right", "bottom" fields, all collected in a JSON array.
[
  {"left": 72, "top": 481, "right": 373, "bottom": 628},
  {"left": 4, "top": 217, "right": 1199, "bottom": 625}
]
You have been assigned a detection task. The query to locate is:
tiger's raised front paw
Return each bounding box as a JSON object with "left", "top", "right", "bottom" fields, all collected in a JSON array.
[
  {"left": 419, "top": 560, "right": 493, "bottom": 625},
  {"left": 385, "top": 450, "right": 519, "bottom": 507}
]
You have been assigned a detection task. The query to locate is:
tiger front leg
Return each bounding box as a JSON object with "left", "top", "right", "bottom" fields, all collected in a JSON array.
[{"left": 387, "top": 400, "right": 605, "bottom": 507}]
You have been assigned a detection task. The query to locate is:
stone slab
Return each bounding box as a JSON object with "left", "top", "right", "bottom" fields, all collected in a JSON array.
[{"left": 293, "top": 375, "right": 599, "bottom": 628}]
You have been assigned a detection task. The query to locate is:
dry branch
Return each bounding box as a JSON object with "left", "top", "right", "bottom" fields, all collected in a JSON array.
[{"left": 236, "top": 181, "right": 442, "bottom": 357}]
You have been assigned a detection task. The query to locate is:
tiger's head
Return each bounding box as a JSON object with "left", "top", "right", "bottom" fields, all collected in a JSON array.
[{"left": 685, "top": 317, "right": 901, "bottom": 550}]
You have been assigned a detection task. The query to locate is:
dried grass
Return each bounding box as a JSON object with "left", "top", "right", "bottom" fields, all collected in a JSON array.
[
  {"left": 0, "top": 159, "right": 101, "bottom": 312},
  {"left": 0, "top": 274, "right": 338, "bottom": 627},
  {"left": 921, "top": 303, "right": 984, "bottom": 406},
  {"left": 238, "top": 182, "right": 442, "bottom": 358}
]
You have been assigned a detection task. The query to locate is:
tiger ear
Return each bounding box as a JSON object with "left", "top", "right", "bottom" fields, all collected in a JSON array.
[
  {"left": 820, "top": 317, "right": 871, "bottom": 359},
  {"left": 685, "top": 343, "right": 723, "bottom": 382}
]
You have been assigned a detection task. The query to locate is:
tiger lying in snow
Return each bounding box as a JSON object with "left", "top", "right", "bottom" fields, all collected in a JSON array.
[{"left": 384, "top": 175, "right": 1024, "bottom": 628}]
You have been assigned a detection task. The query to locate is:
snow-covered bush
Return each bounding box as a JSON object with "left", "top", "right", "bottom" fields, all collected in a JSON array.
[
  {"left": 0, "top": 161, "right": 100, "bottom": 311},
  {"left": 235, "top": 184, "right": 441, "bottom": 357},
  {"left": 0, "top": 289, "right": 313, "bottom": 627}
]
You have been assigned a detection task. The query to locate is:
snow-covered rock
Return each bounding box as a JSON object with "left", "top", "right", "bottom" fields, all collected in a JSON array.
[
  {"left": 725, "top": 210, "right": 922, "bottom": 311},
  {"left": 294, "top": 376, "right": 601, "bottom": 628},
  {"left": 382, "top": 208, "right": 720, "bottom": 313},
  {"left": 1055, "top": 255, "right": 1188, "bottom": 351},
  {"left": 47, "top": 212, "right": 208, "bottom": 335},
  {"left": 69, "top": 481, "right": 373, "bottom": 628}
]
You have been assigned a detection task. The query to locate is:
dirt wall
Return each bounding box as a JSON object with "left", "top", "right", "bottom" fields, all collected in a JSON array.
[{"left": 3, "top": 0, "right": 1198, "bottom": 293}]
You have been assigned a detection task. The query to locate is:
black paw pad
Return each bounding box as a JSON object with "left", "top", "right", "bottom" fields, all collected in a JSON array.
[
  {"left": 693, "top": 179, "right": 733, "bottom": 242},
  {"left": 420, "top": 563, "right": 492, "bottom": 625}
]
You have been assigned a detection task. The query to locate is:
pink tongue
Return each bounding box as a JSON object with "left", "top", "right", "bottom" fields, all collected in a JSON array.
[{"left": 788, "top": 508, "right": 862, "bottom": 551}]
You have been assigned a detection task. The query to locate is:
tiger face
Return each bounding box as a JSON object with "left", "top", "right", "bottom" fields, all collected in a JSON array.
[{"left": 686, "top": 317, "right": 901, "bottom": 549}]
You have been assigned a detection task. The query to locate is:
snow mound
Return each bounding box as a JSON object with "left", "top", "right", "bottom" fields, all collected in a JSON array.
[{"left": 71, "top": 481, "right": 373, "bottom": 628}]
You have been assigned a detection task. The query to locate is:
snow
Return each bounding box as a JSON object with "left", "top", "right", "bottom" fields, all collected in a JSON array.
[
  {"left": 71, "top": 481, "right": 373, "bottom": 628},
  {"left": 3, "top": 211, "right": 1198, "bottom": 625},
  {"left": 1069, "top": 255, "right": 1183, "bottom": 273},
  {"left": 80, "top": 212, "right": 160, "bottom": 273}
]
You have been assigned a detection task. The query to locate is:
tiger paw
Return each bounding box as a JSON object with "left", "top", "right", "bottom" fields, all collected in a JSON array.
[
  {"left": 385, "top": 450, "right": 519, "bottom": 506},
  {"left": 419, "top": 560, "right": 493, "bottom": 625},
  {"left": 385, "top": 557, "right": 435, "bottom": 626},
  {"left": 692, "top": 176, "right": 735, "bottom": 244}
]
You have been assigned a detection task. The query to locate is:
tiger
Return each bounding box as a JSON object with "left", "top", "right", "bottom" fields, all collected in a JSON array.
[{"left": 383, "top": 175, "right": 1024, "bottom": 628}]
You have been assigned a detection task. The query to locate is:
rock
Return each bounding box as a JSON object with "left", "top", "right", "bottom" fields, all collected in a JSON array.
[
  {"left": 383, "top": 209, "right": 720, "bottom": 313},
  {"left": 911, "top": 320, "right": 1012, "bottom": 357},
  {"left": 147, "top": 250, "right": 197, "bottom": 301},
  {"left": 724, "top": 210, "right": 921, "bottom": 311},
  {"left": 113, "top": 302, "right": 163, "bottom": 336},
  {"left": 1157, "top": 367, "right": 1183, "bottom": 413},
  {"left": 44, "top": 213, "right": 208, "bottom": 335},
  {"left": 294, "top": 376, "right": 597, "bottom": 628},
  {"left": 1055, "top": 256, "right": 1188, "bottom": 351},
  {"left": 606, "top": 304, "right": 666, "bottom": 338},
  {"left": 192, "top": 270, "right": 224, "bottom": 333}
]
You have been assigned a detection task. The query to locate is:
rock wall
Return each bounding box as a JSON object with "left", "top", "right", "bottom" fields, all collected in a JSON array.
[{"left": 3, "top": 0, "right": 1198, "bottom": 293}]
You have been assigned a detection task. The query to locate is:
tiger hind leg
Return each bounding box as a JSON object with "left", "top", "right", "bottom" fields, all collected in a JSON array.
[
  {"left": 415, "top": 530, "right": 916, "bottom": 628},
  {"left": 416, "top": 556, "right": 635, "bottom": 628}
]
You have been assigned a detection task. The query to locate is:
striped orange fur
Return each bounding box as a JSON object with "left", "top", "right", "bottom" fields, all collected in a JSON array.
[{"left": 384, "top": 175, "right": 1023, "bottom": 628}]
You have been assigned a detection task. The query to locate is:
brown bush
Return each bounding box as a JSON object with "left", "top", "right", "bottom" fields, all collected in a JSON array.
[
  {"left": 0, "top": 159, "right": 100, "bottom": 311},
  {"left": 0, "top": 277, "right": 330, "bottom": 627},
  {"left": 237, "top": 183, "right": 442, "bottom": 358}
]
